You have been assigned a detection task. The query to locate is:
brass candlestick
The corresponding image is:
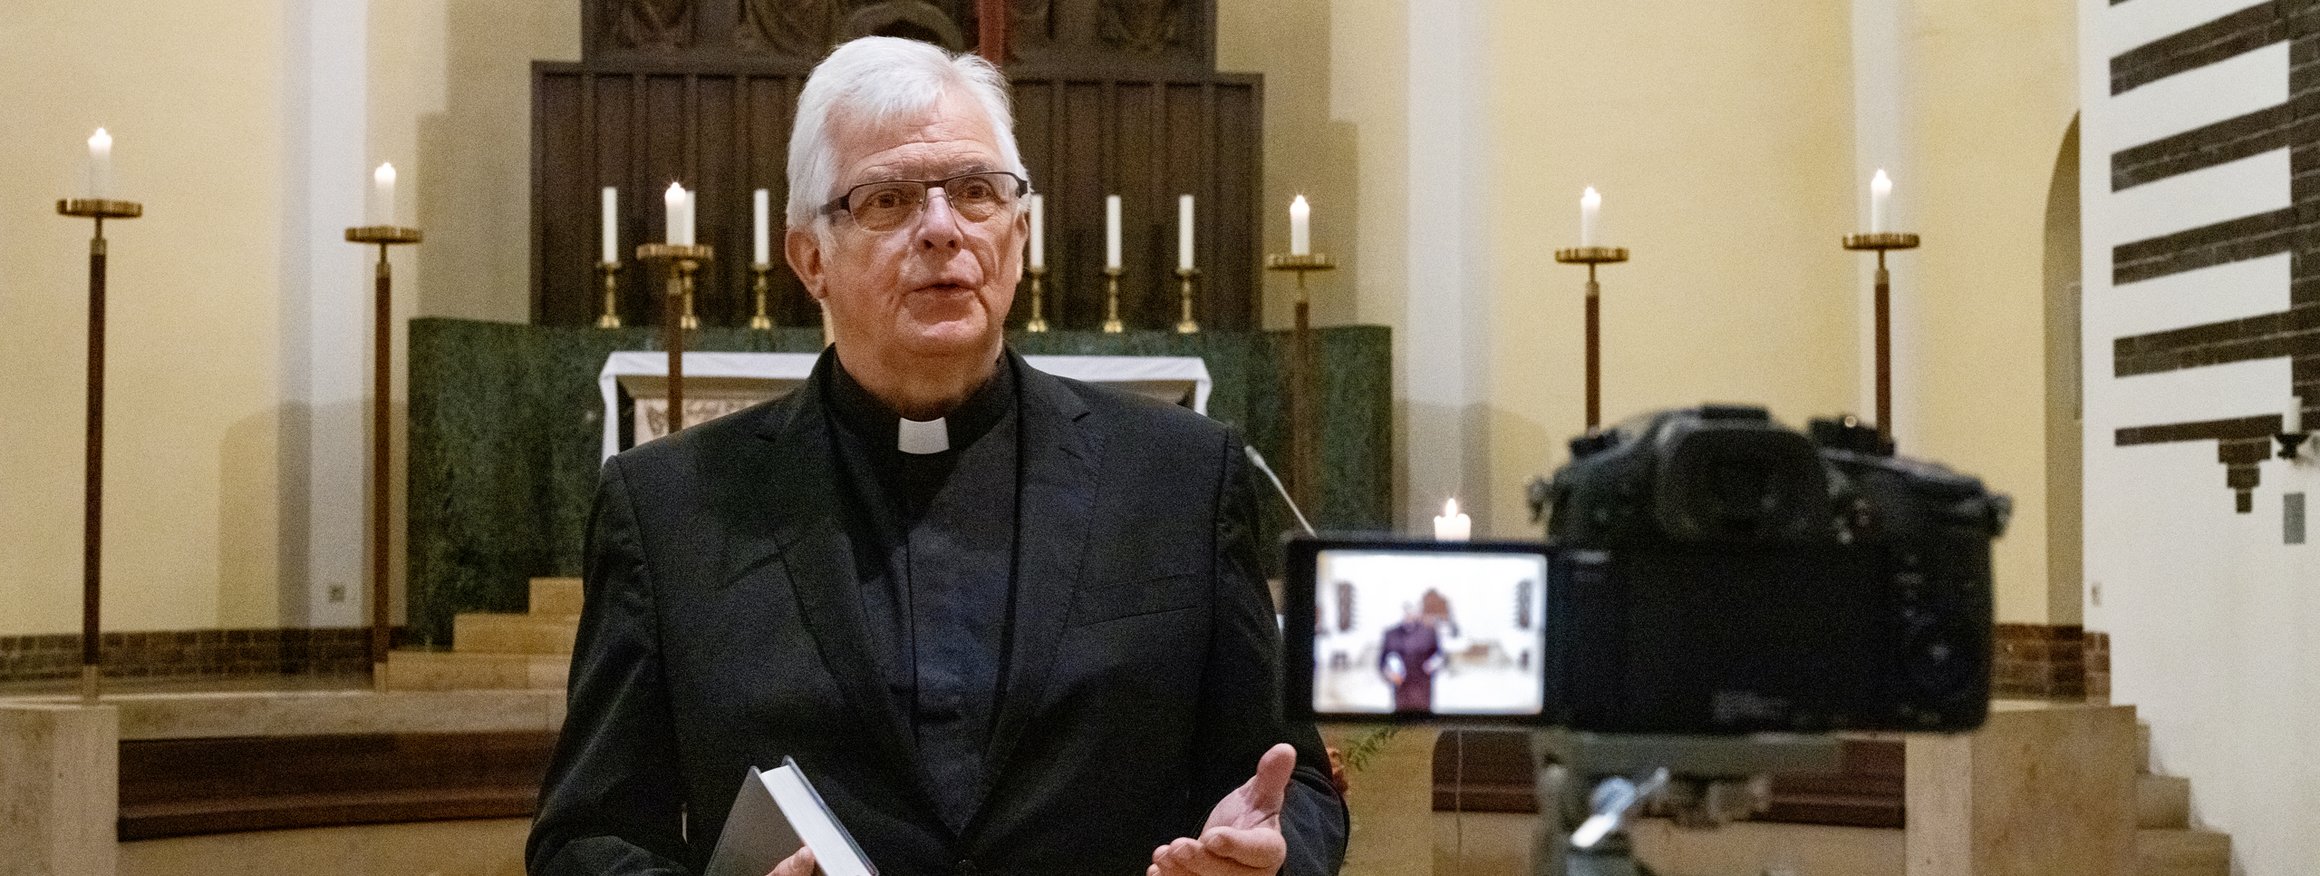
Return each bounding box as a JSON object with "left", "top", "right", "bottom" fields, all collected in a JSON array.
[
  {"left": 1024, "top": 265, "right": 1051, "bottom": 332},
  {"left": 345, "top": 223, "right": 424, "bottom": 692},
  {"left": 1842, "top": 232, "right": 1920, "bottom": 440},
  {"left": 749, "top": 263, "right": 775, "bottom": 331},
  {"left": 595, "top": 261, "right": 622, "bottom": 329},
  {"left": 1101, "top": 266, "right": 1125, "bottom": 333},
  {"left": 1175, "top": 267, "right": 1201, "bottom": 334},
  {"left": 1265, "top": 253, "right": 1336, "bottom": 516},
  {"left": 636, "top": 243, "right": 712, "bottom": 434},
  {"left": 56, "top": 197, "right": 142, "bottom": 703},
  {"left": 1554, "top": 246, "right": 1630, "bottom": 432}
]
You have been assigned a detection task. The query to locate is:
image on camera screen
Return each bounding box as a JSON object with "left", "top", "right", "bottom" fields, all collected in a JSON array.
[{"left": 1308, "top": 549, "right": 1548, "bottom": 716}]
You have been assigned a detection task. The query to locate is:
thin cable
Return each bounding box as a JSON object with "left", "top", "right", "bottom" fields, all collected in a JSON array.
[{"left": 1243, "top": 446, "right": 1315, "bottom": 535}]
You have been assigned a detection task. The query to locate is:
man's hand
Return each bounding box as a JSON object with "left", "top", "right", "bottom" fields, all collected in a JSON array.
[
  {"left": 1148, "top": 743, "right": 1296, "bottom": 876},
  {"left": 766, "top": 846, "right": 815, "bottom": 876}
]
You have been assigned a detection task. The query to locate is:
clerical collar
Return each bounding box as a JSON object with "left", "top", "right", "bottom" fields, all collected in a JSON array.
[{"left": 826, "top": 352, "right": 1014, "bottom": 456}]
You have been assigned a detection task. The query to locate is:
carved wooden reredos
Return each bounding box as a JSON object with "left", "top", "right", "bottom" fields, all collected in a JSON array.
[{"left": 534, "top": 0, "right": 1259, "bottom": 331}]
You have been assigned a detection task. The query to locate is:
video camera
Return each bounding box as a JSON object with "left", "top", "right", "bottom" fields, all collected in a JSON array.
[{"left": 1283, "top": 404, "right": 2010, "bottom": 735}]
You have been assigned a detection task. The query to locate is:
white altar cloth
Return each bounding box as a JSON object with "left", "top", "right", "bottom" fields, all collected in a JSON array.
[{"left": 599, "top": 351, "right": 1213, "bottom": 461}]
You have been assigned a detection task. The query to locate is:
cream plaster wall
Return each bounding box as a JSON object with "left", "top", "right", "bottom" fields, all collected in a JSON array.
[{"left": 0, "top": 2, "right": 290, "bottom": 635}]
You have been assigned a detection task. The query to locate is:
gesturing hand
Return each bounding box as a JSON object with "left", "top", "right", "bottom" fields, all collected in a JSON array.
[
  {"left": 766, "top": 846, "right": 815, "bottom": 876},
  {"left": 1148, "top": 743, "right": 1297, "bottom": 876}
]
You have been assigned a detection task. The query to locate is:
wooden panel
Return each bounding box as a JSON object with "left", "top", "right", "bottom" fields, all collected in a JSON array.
[
  {"left": 118, "top": 731, "right": 555, "bottom": 840},
  {"left": 533, "top": 63, "right": 1261, "bottom": 331}
]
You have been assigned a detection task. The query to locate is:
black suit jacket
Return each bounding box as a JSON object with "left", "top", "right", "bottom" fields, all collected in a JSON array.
[{"left": 528, "top": 352, "right": 1348, "bottom": 875}]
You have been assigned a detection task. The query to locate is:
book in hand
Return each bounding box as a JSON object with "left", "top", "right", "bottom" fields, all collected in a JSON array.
[{"left": 704, "top": 756, "right": 878, "bottom": 876}]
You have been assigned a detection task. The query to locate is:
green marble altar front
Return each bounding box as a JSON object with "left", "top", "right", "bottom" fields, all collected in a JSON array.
[{"left": 406, "top": 318, "right": 1392, "bottom": 648}]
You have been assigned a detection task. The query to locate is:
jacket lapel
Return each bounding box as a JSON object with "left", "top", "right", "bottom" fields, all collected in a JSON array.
[
  {"left": 973, "top": 356, "right": 1104, "bottom": 821},
  {"left": 721, "top": 363, "right": 923, "bottom": 789}
]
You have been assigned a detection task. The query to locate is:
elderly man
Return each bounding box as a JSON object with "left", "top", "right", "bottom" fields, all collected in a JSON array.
[{"left": 527, "top": 37, "right": 1348, "bottom": 876}]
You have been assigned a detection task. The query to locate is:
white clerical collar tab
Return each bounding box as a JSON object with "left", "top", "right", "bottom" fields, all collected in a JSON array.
[{"left": 898, "top": 417, "right": 949, "bottom": 455}]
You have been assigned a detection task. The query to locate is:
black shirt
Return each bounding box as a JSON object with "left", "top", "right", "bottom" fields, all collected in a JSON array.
[{"left": 823, "top": 353, "right": 1020, "bottom": 831}]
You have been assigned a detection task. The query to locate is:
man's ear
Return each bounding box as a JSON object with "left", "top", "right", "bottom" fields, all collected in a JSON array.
[{"left": 785, "top": 226, "right": 826, "bottom": 301}]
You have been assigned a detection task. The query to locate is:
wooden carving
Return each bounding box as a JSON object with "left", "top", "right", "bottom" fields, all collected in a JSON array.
[
  {"left": 736, "top": 0, "right": 841, "bottom": 57},
  {"left": 1098, "top": 0, "right": 1188, "bottom": 56},
  {"left": 607, "top": 0, "right": 696, "bottom": 50}
]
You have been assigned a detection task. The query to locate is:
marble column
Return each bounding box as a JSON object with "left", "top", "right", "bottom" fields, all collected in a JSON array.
[{"left": 0, "top": 703, "right": 119, "bottom": 876}]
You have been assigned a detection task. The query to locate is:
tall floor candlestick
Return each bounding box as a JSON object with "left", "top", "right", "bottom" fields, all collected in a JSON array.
[
  {"left": 637, "top": 243, "right": 713, "bottom": 434},
  {"left": 1266, "top": 252, "right": 1336, "bottom": 514},
  {"left": 344, "top": 223, "right": 422, "bottom": 691},
  {"left": 1024, "top": 265, "right": 1051, "bottom": 332},
  {"left": 1554, "top": 246, "right": 1630, "bottom": 431},
  {"left": 57, "top": 196, "right": 141, "bottom": 703},
  {"left": 1842, "top": 231, "right": 1921, "bottom": 440},
  {"left": 1101, "top": 267, "right": 1126, "bottom": 333}
]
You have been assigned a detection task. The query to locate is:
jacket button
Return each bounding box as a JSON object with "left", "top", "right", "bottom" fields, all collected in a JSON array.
[{"left": 953, "top": 859, "right": 978, "bottom": 874}]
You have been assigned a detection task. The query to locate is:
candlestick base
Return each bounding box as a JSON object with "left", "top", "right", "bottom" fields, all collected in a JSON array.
[
  {"left": 1023, "top": 267, "right": 1050, "bottom": 333},
  {"left": 1101, "top": 267, "right": 1125, "bottom": 334},
  {"left": 1552, "top": 246, "right": 1628, "bottom": 264},
  {"left": 2278, "top": 432, "right": 2310, "bottom": 461},
  {"left": 1175, "top": 267, "right": 1201, "bottom": 334},
  {"left": 748, "top": 263, "right": 775, "bottom": 331},
  {"left": 1841, "top": 232, "right": 1921, "bottom": 251},
  {"left": 346, "top": 226, "right": 424, "bottom": 245},
  {"left": 57, "top": 199, "right": 144, "bottom": 219}
]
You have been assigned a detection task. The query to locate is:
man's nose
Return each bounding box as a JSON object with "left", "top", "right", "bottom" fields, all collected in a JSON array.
[{"left": 915, "top": 189, "right": 963, "bottom": 250}]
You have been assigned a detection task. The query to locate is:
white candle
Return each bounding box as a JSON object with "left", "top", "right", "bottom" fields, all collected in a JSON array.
[
  {"left": 1579, "top": 186, "right": 1601, "bottom": 247},
  {"left": 1433, "top": 498, "right": 1472, "bottom": 541},
  {"left": 684, "top": 189, "right": 698, "bottom": 246},
  {"left": 86, "top": 128, "right": 112, "bottom": 200},
  {"left": 1289, "top": 195, "right": 1311, "bottom": 256},
  {"left": 664, "top": 183, "right": 685, "bottom": 245},
  {"left": 1178, "top": 194, "right": 1196, "bottom": 272},
  {"left": 371, "top": 162, "right": 397, "bottom": 226},
  {"left": 1105, "top": 195, "right": 1123, "bottom": 270},
  {"left": 600, "top": 187, "right": 618, "bottom": 264},
  {"left": 752, "top": 188, "right": 771, "bottom": 265},
  {"left": 1870, "top": 169, "right": 1892, "bottom": 234},
  {"left": 1027, "top": 193, "right": 1045, "bottom": 270},
  {"left": 2288, "top": 396, "right": 2305, "bottom": 435}
]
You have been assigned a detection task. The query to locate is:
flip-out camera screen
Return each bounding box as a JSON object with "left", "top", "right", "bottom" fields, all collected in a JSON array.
[{"left": 1304, "top": 544, "right": 1548, "bottom": 717}]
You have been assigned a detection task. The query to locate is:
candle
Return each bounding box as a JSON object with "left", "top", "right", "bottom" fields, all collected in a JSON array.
[
  {"left": 682, "top": 188, "right": 697, "bottom": 247},
  {"left": 371, "top": 162, "right": 397, "bottom": 226},
  {"left": 1289, "top": 195, "right": 1311, "bottom": 256},
  {"left": 1027, "top": 193, "right": 1045, "bottom": 270},
  {"left": 600, "top": 188, "right": 618, "bottom": 264},
  {"left": 2288, "top": 396, "right": 2305, "bottom": 435},
  {"left": 1870, "top": 169, "right": 1892, "bottom": 234},
  {"left": 664, "top": 183, "right": 685, "bottom": 245},
  {"left": 753, "top": 188, "right": 771, "bottom": 265},
  {"left": 1579, "top": 186, "right": 1601, "bottom": 247},
  {"left": 1105, "top": 195, "right": 1122, "bottom": 270},
  {"left": 1433, "top": 498, "right": 1472, "bottom": 541},
  {"left": 86, "top": 128, "right": 112, "bottom": 200},
  {"left": 1178, "top": 194, "right": 1196, "bottom": 272}
]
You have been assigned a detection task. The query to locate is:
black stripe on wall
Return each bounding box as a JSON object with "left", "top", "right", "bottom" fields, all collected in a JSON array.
[
  {"left": 2115, "top": 414, "right": 2282, "bottom": 445},
  {"left": 2112, "top": 104, "right": 2290, "bottom": 190},
  {"left": 2113, "top": 304, "right": 2320, "bottom": 375},
  {"left": 2111, "top": 2, "right": 2287, "bottom": 96},
  {"left": 2112, "top": 207, "right": 2297, "bottom": 285}
]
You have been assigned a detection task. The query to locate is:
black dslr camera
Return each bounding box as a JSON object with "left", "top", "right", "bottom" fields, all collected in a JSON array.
[
  {"left": 1533, "top": 405, "right": 2009, "bottom": 733},
  {"left": 1281, "top": 405, "right": 2008, "bottom": 735}
]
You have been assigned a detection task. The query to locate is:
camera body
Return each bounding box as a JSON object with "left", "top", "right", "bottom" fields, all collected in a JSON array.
[
  {"left": 1543, "top": 405, "right": 2008, "bottom": 733},
  {"left": 1282, "top": 405, "right": 2008, "bottom": 734}
]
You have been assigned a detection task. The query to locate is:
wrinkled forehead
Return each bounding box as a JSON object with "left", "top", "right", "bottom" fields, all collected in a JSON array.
[{"left": 827, "top": 88, "right": 1005, "bottom": 188}]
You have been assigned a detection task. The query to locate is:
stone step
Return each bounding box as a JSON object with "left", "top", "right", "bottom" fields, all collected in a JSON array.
[
  {"left": 453, "top": 613, "right": 581, "bottom": 655},
  {"left": 2136, "top": 829, "right": 2230, "bottom": 876},
  {"left": 529, "top": 577, "right": 584, "bottom": 617},
  {"left": 2137, "top": 774, "right": 2191, "bottom": 830},
  {"left": 382, "top": 651, "right": 568, "bottom": 692},
  {"left": 2138, "top": 722, "right": 2153, "bottom": 772}
]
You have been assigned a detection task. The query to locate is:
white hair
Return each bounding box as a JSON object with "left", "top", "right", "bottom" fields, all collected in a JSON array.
[{"left": 785, "top": 37, "right": 1026, "bottom": 231}]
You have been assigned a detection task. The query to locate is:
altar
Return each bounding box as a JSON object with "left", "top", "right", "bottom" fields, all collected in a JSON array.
[{"left": 406, "top": 317, "right": 1391, "bottom": 649}]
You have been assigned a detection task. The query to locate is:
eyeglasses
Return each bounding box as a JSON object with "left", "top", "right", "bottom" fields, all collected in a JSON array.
[{"left": 821, "top": 171, "right": 1029, "bottom": 233}]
